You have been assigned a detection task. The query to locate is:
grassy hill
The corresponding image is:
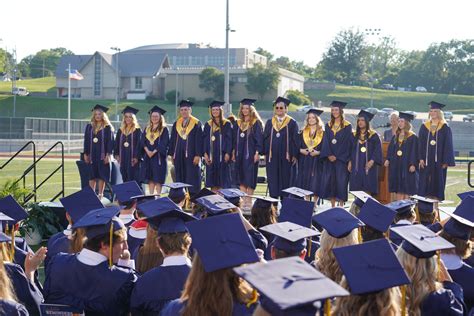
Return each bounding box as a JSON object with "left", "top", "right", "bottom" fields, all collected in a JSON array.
[{"left": 0, "top": 77, "right": 56, "bottom": 94}]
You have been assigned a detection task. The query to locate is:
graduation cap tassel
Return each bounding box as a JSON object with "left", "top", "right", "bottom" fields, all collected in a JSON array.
[
  {"left": 401, "top": 285, "right": 407, "bottom": 316},
  {"left": 108, "top": 223, "right": 113, "bottom": 267},
  {"left": 437, "top": 251, "right": 442, "bottom": 280},
  {"left": 246, "top": 289, "right": 258, "bottom": 308},
  {"left": 358, "top": 227, "right": 362, "bottom": 243},
  {"left": 414, "top": 205, "right": 421, "bottom": 223},
  {"left": 184, "top": 190, "right": 191, "bottom": 211},
  {"left": 324, "top": 298, "right": 331, "bottom": 316},
  {"left": 307, "top": 237, "right": 312, "bottom": 258},
  {"left": 10, "top": 227, "right": 15, "bottom": 260}
]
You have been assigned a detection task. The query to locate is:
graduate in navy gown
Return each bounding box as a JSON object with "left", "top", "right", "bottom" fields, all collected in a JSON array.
[
  {"left": 131, "top": 199, "right": 195, "bottom": 314},
  {"left": 161, "top": 213, "right": 259, "bottom": 316},
  {"left": 44, "top": 206, "right": 138, "bottom": 315},
  {"left": 233, "top": 99, "right": 264, "bottom": 210},
  {"left": 203, "top": 100, "right": 233, "bottom": 191},
  {"left": 142, "top": 105, "right": 169, "bottom": 195},
  {"left": 393, "top": 224, "right": 465, "bottom": 316},
  {"left": 83, "top": 104, "right": 114, "bottom": 198},
  {"left": 385, "top": 111, "right": 419, "bottom": 200},
  {"left": 348, "top": 110, "right": 383, "bottom": 195},
  {"left": 0, "top": 253, "right": 29, "bottom": 316},
  {"left": 263, "top": 96, "right": 299, "bottom": 199},
  {"left": 296, "top": 109, "right": 325, "bottom": 202},
  {"left": 168, "top": 100, "right": 203, "bottom": 196},
  {"left": 320, "top": 101, "right": 353, "bottom": 206},
  {"left": 383, "top": 112, "right": 399, "bottom": 142},
  {"left": 418, "top": 101, "right": 455, "bottom": 202},
  {"left": 114, "top": 106, "right": 142, "bottom": 183}
]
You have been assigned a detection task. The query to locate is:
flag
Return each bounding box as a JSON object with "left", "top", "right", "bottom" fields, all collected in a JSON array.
[{"left": 69, "top": 69, "right": 84, "bottom": 80}]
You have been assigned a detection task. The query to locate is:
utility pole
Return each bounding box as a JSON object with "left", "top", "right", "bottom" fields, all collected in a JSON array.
[
  {"left": 224, "top": 0, "right": 236, "bottom": 116},
  {"left": 110, "top": 47, "right": 121, "bottom": 121},
  {"left": 364, "top": 28, "right": 381, "bottom": 108}
]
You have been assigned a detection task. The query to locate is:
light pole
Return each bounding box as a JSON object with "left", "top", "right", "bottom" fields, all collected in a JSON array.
[
  {"left": 111, "top": 47, "right": 121, "bottom": 121},
  {"left": 224, "top": 0, "right": 236, "bottom": 116},
  {"left": 364, "top": 28, "right": 381, "bottom": 108}
]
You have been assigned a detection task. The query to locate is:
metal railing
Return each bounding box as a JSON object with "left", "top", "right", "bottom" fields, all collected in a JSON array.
[{"left": 468, "top": 160, "right": 474, "bottom": 188}]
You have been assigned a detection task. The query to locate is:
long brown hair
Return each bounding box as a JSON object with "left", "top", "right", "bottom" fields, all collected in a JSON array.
[
  {"left": 329, "top": 109, "right": 345, "bottom": 128},
  {"left": 396, "top": 120, "right": 413, "bottom": 141},
  {"left": 396, "top": 247, "right": 440, "bottom": 316},
  {"left": 180, "top": 254, "right": 254, "bottom": 316},
  {"left": 120, "top": 113, "right": 140, "bottom": 132},
  {"left": 147, "top": 112, "right": 166, "bottom": 134},
  {"left": 136, "top": 225, "right": 163, "bottom": 274},
  {"left": 238, "top": 104, "right": 263, "bottom": 127},
  {"left": 0, "top": 253, "right": 17, "bottom": 301},
  {"left": 440, "top": 230, "right": 472, "bottom": 259},
  {"left": 90, "top": 109, "right": 114, "bottom": 133},
  {"left": 333, "top": 276, "right": 400, "bottom": 316},
  {"left": 303, "top": 112, "right": 324, "bottom": 131},
  {"left": 249, "top": 204, "right": 277, "bottom": 229},
  {"left": 69, "top": 228, "right": 86, "bottom": 253}
]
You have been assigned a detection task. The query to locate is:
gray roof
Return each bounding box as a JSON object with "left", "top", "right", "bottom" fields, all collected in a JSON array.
[
  {"left": 55, "top": 52, "right": 170, "bottom": 78},
  {"left": 55, "top": 54, "right": 92, "bottom": 78}
]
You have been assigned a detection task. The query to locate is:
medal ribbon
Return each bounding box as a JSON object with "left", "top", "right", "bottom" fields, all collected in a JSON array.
[{"left": 423, "top": 120, "right": 444, "bottom": 166}]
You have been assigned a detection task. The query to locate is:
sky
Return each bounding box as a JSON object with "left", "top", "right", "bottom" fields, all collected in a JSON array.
[{"left": 1, "top": 0, "right": 473, "bottom": 66}]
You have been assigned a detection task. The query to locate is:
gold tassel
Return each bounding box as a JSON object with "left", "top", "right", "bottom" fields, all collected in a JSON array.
[
  {"left": 246, "top": 289, "right": 258, "bottom": 308},
  {"left": 307, "top": 236, "right": 312, "bottom": 258},
  {"left": 10, "top": 228, "right": 15, "bottom": 260},
  {"left": 325, "top": 298, "right": 331, "bottom": 316},
  {"left": 358, "top": 227, "right": 362, "bottom": 243},
  {"left": 401, "top": 285, "right": 406, "bottom": 316},
  {"left": 108, "top": 223, "right": 113, "bottom": 267},
  {"left": 415, "top": 205, "right": 420, "bottom": 223},
  {"left": 437, "top": 251, "right": 442, "bottom": 280},
  {"left": 184, "top": 190, "right": 191, "bottom": 211}
]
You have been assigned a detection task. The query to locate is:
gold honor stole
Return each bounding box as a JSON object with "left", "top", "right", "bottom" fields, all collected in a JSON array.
[
  {"left": 271, "top": 115, "right": 291, "bottom": 132},
  {"left": 303, "top": 128, "right": 324, "bottom": 150},
  {"left": 145, "top": 126, "right": 163, "bottom": 144},
  {"left": 424, "top": 120, "right": 446, "bottom": 136},
  {"left": 207, "top": 118, "right": 230, "bottom": 133},
  {"left": 177, "top": 116, "right": 199, "bottom": 140},
  {"left": 329, "top": 120, "right": 351, "bottom": 136},
  {"left": 237, "top": 118, "right": 257, "bottom": 132}
]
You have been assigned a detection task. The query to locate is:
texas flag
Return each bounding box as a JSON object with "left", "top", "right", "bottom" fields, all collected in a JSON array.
[{"left": 68, "top": 69, "right": 84, "bottom": 80}]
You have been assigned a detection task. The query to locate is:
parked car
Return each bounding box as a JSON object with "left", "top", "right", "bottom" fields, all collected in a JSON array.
[
  {"left": 379, "top": 108, "right": 395, "bottom": 117},
  {"left": 12, "top": 87, "right": 29, "bottom": 96},
  {"left": 444, "top": 111, "right": 454, "bottom": 121},
  {"left": 364, "top": 107, "right": 380, "bottom": 115},
  {"left": 381, "top": 84, "right": 395, "bottom": 90},
  {"left": 415, "top": 86, "right": 427, "bottom": 92},
  {"left": 296, "top": 105, "right": 314, "bottom": 112},
  {"left": 463, "top": 114, "right": 474, "bottom": 122}
]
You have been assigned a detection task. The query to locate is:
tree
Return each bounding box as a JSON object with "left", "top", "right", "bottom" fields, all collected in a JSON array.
[
  {"left": 246, "top": 64, "right": 280, "bottom": 100},
  {"left": 254, "top": 47, "right": 274, "bottom": 63},
  {"left": 317, "top": 28, "right": 367, "bottom": 84},
  {"left": 275, "top": 56, "right": 291, "bottom": 69},
  {"left": 26, "top": 48, "right": 74, "bottom": 78},
  {"left": 286, "top": 90, "right": 312, "bottom": 105},
  {"left": 198, "top": 67, "right": 233, "bottom": 99}
]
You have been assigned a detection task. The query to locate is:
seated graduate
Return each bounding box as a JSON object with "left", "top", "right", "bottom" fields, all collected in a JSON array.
[
  {"left": 387, "top": 199, "right": 417, "bottom": 246},
  {"left": 392, "top": 224, "right": 465, "bottom": 315},
  {"left": 259, "top": 221, "right": 318, "bottom": 261},
  {"left": 235, "top": 257, "right": 349, "bottom": 316},
  {"left": 0, "top": 227, "right": 45, "bottom": 316},
  {"left": 456, "top": 191, "right": 474, "bottom": 267},
  {"left": 357, "top": 198, "right": 397, "bottom": 242},
  {"left": 0, "top": 242, "right": 29, "bottom": 316},
  {"left": 249, "top": 196, "right": 279, "bottom": 238},
  {"left": 131, "top": 197, "right": 196, "bottom": 314},
  {"left": 281, "top": 187, "right": 314, "bottom": 201},
  {"left": 161, "top": 213, "right": 261, "bottom": 316},
  {"left": 411, "top": 195, "right": 441, "bottom": 231},
  {"left": 278, "top": 197, "right": 320, "bottom": 263},
  {"left": 187, "top": 188, "right": 215, "bottom": 219},
  {"left": 46, "top": 187, "right": 104, "bottom": 268},
  {"left": 348, "top": 190, "right": 376, "bottom": 217},
  {"left": 163, "top": 183, "right": 193, "bottom": 209},
  {"left": 44, "top": 206, "right": 138, "bottom": 315},
  {"left": 194, "top": 194, "right": 268, "bottom": 252},
  {"left": 112, "top": 181, "right": 145, "bottom": 227},
  {"left": 312, "top": 207, "right": 363, "bottom": 283},
  {"left": 332, "top": 239, "right": 410, "bottom": 315},
  {"left": 438, "top": 198, "right": 474, "bottom": 312},
  {"left": 218, "top": 188, "right": 247, "bottom": 210}
]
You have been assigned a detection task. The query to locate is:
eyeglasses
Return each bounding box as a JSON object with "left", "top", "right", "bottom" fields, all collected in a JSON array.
[{"left": 275, "top": 107, "right": 285, "bottom": 110}]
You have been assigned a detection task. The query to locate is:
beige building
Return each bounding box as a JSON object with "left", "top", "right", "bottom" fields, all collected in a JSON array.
[{"left": 55, "top": 43, "right": 304, "bottom": 102}]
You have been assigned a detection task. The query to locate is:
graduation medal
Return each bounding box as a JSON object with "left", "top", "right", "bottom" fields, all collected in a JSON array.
[
  {"left": 276, "top": 132, "right": 281, "bottom": 138},
  {"left": 240, "top": 132, "right": 245, "bottom": 138},
  {"left": 93, "top": 137, "right": 99, "bottom": 143},
  {"left": 123, "top": 141, "right": 129, "bottom": 148},
  {"left": 331, "top": 139, "right": 337, "bottom": 145},
  {"left": 360, "top": 146, "right": 367, "bottom": 153},
  {"left": 211, "top": 135, "right": 216, "bottom": 142},
  {"left": 430, "top": 140, "right": 436, "bottom": 146},
  {"left": 397, "top": 150, "right": 403, "bottom": 157}
]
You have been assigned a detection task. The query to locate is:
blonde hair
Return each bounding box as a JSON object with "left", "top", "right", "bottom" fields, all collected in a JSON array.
[
  {"left": 303, "top": 112, "right": 324, "bottom": 131},
  {"left": 0, "top": 253, "right": 17, "bottom": 301},
  {"left": 69, "top": 228, "right": 86, "bottom": 253},
  {"left": 147, "top": 112, "right": 166, "bottom": 134},
  {"left": 120, "top": 113, "right": 140, "bottom": 131},
  {"left": 90, "top": 109, "right": 114, "bottom": 133},
  {"left": 429, "top": 109, "right": 445, "bottom": 121},
  {"left": 315, "top": 229, "right": 359, "bottom": 283},
  {"left": 136, "top": 225, "right": 163, "bottom": 274},
  {"left": 440, "top": 230, "right": 472, "bottom": 259},
  {"left": 238, "top": 104, "right": 263, "bottom": 127},
  {"left": 396, "top": 247, "right": 440, "bottom": 316},
  {"left": 333, "top": 276, "right": 400, "bottom": 316}
]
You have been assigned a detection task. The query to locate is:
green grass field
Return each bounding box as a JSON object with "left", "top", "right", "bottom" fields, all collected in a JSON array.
[{"left": 0, "top": 77, "right": 56, "bottom": 94}]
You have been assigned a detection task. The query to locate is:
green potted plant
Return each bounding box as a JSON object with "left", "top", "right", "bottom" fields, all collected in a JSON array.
[{"left": 19, "top": 203, "right": 63, "bottom": 245}]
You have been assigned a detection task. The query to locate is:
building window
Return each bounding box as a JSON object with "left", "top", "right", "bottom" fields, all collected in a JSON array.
[
  {"left": 175, "top": 55, "right": 189, "bottom": 66},
  {"left": 94, "top": 54, "right": 101, "bottom": 96},
  {"left": 191, "top": 56, "right": 204, "bottom": 66},
  {"left": 135, "top": 77, "right": 143, "bottom": 90}
]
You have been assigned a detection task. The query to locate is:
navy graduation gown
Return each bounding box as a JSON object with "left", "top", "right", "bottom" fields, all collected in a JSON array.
[
  {"left": 44, "top": 253, "right": 138, "bottom": 316},
  {"left": 83, "top": 124, "right": 114, "bottom": 182},
  {"left": 114, "top": 127, "right": 142, "bottom": 183},
  {"left": 168, "top": 117, "right": 203, "bottom": 195},
  {"left": 420, "top": 281, "right": 465, "bottom": 316},
  {"left": 234, "top": 120, "right": 263, "bottom": 190},
  {"left": 44, "top": 235, "right": 70, "bottom": 268},
  {"left": 5, "top": 263, "right": 43, "bottom": 316},
  {"left": 130, "top": 264, "right": 191, "bottom": 315},
  {"left": 320, "top": 121, "right": 353, "bottom": 202},
  {"left": 349, "top": 131, "right": 383, "bottom": 195},
  {"left": 263, "top": 116, "right": 299, "bottom": 198},
  {"left": 203, "top": 120, "right": 233, "bottom": 188},
  {"left": 46, "top": 232, "right": 65, "bottom": 250},
  {"left": 388, "top": 222, "right": 412, "bottom": 247},
  {"left": 141, "top": 126, "right": 169, "bottom": 184},
  {"left": 248, "top": 228, "right": 268, "bottom": 252},
  {"left": 296, "top": 129, "right": 325, "bottom": 196},
  {"left": 228, "top": 119, "right": 239, "bottom": 188},
  {"left": 386, "top": 132, "right": 419, "bottom": 195},
  {"left": 127, "top": 226, "right": 146, "bottom": 260},
  {"left": 418, "top": 122, "right": 455, "bottom": 200},
  {"left": 0, "top": 299, "right": 28, "bottom": 316},
  {"left": 161, "top": 299, "right": 256, "bottom": 316},
  {"left": 447, "top": 262, "right": 474, "bottom": 311}
]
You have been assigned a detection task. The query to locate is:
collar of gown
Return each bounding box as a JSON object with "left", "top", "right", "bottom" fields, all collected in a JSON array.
[
  {"left": 77, "top": 248, "right": 108, "bottom": 266},
  {"left": 162, "top": 255, "right": 192, "bottom": 267},
  {"left": 441, "top": 253, "right": 463, "bottom": 270}
]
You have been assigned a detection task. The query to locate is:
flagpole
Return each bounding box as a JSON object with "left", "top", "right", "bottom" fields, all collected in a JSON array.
[{"left": 67, "top": 64, "right": 71, "bottom": 154}]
